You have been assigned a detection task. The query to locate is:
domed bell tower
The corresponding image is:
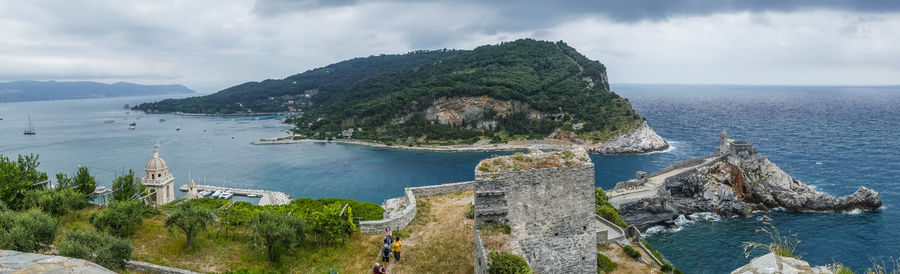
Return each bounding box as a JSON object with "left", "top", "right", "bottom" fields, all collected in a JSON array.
[{"left": 141, "top": 145, "right": 175, "bottom": 206}]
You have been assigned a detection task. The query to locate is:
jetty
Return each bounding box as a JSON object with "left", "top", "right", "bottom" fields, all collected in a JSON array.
[{"left": 178, "top": 184, "right": 292, "bottom": 206}]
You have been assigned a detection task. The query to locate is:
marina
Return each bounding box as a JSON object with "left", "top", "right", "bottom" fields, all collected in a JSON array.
[{"left": 179, "top": 184, "right": 292, "bottom": 206}]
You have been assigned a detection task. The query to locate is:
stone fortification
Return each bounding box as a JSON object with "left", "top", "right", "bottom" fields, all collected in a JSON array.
[
  {"left": 358, "top": 181, "right": 474, "bottom": 234},
  {"left": 474, "top": 149, "right": 597, "bottom": 273}
]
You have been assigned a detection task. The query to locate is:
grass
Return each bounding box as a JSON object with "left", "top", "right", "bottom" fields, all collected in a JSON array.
[
  {"left": 391, "top": 191, "right": 475, "bottom": 273},
  {"left": 742, "top": 222, "right": 802, "bottom": 259}
]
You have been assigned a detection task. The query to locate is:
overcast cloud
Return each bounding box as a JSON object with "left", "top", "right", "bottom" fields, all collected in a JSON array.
[{"left": 1, "top": 0, "right": 898, "bottom": 93}]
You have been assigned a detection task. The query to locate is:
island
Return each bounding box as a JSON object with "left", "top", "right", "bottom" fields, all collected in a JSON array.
[{"left": 136, "top": 39, "right": 668, "bottom": 154}]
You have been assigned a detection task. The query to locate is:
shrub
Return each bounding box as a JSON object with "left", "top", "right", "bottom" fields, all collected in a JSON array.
[
  {"left": 562, "top": 150, "right": 575, "bottom": 159},
  {"left": 480, "top": 221, "right": 511, "bottom": 234},
  {"left": 59, "top": 228, "right": 133, "bottom": 270},
  {"left": 23, "top": 188, "right": 88, "bottom": 216},
  {"left": 0, "top": 209, "right": 57, "bottom": 252},
  {"left": 661, "top": 263, "right": 674, "bottom": 272},
  {"left": 597, "top": 252, "right": 617, "bottom": 273},
  {"left": 623, "top": 245, "right": 641, "bottom": 259},
  {"left": 595, "top": 187, "right": 608, "bottom": 206},
  {"left": 642, "top": 239, "right": 664, "bottom": 262},
  {"left": 465, "top": 204, "right": 475, "bottom": 219},
  {"left": 742, "top": 222, "right": 802, "bottom": 259},
  {"left": 827, "top": 263, "right": 854, "bottom": 274},
  {"left": 596, "top": 204, "right": 628, "bottom": 228},
  {"left": 489, "top": 251, "right": 532, "bottom": 274},
  {"left": 91, "top": 199, "right": 146, "bottom": 238}
]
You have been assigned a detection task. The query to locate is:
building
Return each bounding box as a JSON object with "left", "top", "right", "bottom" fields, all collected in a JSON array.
[
  {"left": 718, "top": 128, "right": 756, "bottom": 157},
  {"left": 141, "top": 146, "right": 175, "bottom": 206},
  {"left": 186, "top": 179, "right": 199, "bottom": 199}
]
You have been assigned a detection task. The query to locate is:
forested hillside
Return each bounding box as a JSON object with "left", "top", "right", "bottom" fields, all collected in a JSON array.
[
  {"left": 133, "top": 50, "right": 460, "bottom": 114},
  {"left": 295, "top": 39, "right": 643, "bottom": 143},
  {"left": 135, "top": 39, "right": 644, "bottom": 144}
]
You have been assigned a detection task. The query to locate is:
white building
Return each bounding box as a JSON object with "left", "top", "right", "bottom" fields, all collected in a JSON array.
[{"left": 141, "top": 146, "right": 175, "bottom": 206}]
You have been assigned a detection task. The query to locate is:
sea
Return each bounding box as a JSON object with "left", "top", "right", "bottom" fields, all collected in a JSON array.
[{"left": 0, "top": 84, "right": 898, "bottom": 273}]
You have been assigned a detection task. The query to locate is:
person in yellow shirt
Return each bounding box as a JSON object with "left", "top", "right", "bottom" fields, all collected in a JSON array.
[{"left": 391, "top": 236, "right": 402, "bottom": 263}]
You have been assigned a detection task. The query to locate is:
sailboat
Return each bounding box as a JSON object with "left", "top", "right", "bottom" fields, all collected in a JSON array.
[{"left": 23, "top": 115, "right": 35, "bottom": 135}]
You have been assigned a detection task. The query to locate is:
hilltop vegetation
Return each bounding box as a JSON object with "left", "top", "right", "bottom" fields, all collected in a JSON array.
[
  {"left": 135, "top": 39, "right": 645, "bottom": 143},
  {"left": 133, "top": 50, "right": 461, "bottom": 114}
]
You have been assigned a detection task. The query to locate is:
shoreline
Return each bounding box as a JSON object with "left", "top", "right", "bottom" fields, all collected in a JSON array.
[
  {"left": 251, "top": 138, "right": 564, "bottom": 153},
  {"left": 252, "top": 136, "right": 668, "bottom": 154}
]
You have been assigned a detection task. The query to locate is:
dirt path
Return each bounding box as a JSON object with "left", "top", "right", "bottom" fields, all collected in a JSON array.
[{"left": 389, "top": 191, "right": 475, "bottom": 274}]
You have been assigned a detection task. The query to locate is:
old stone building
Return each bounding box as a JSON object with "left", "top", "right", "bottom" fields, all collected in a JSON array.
[
  {"left": 141, "top": 146, "right": 175, "bottom": 206},
  {"left": 474, "top": 149, "right": 597, "bottom": 273},
  {"left": 717, "top": 128, "right": 756, "bottom": 157}
]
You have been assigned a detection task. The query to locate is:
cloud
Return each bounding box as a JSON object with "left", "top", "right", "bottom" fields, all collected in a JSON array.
[{"left": 0, "top": 0, "right": 898, "bottom": 93}]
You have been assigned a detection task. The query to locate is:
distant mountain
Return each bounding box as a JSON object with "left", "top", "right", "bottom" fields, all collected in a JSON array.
[{"left": 0, "top": 80, "right": 194, "bottom": 102}]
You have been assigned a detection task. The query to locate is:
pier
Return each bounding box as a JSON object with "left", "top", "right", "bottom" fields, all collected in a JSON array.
[{"left": 178, "top": 184, "right": 293, "bottom": 206}]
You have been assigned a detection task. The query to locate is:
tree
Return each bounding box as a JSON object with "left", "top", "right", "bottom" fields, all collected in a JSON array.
[
  {"left": 165, "top": 202, "right": 215, "bottom": 248},
  {"left": 91, "top": 199, "right": 146, "bottom": 238},
  {"left": 251, "top": 212, "right": 305, "bottom": 262},
  {"left": 72, "top": 166, "right": 97, "bottom": 198},
  {"left": 0, "top": 154, "right": 48, "bottom": 210},
  {"left": 111, "top": 169, "right": 145, "bottom": 202},
  {"left": 59, "top": 228, "right": 133, "bottom": 270},
  {"left": 55, "top": 173, "right": 73, "bottom": 189}
]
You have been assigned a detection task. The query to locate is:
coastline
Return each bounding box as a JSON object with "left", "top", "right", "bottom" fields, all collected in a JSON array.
[{"left": 251, "top": 138, "right": 565, "bottom": 153}]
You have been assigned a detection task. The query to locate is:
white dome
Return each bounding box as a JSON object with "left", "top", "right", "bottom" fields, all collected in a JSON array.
[{"left": 145, "top": 148, "right": 168, "bottom": 171}]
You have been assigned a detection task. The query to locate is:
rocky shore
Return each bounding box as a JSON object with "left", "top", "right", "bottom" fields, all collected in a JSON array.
[
  {"left": 253, "top": 121, "right": 669, "bottom": 154},
  {"left": 618, "top": 152, "right": 882, "bottom": 230},
  {"left": 587, "top": 121, "right": 669, "bottom": 154}
]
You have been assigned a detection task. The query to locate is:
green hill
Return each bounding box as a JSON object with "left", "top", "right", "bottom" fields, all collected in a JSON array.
[{"left": 136, "top": 39, "right": 645, "bottom": 144}]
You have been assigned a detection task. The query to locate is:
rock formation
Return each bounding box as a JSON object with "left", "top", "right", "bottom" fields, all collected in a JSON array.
[
  {"left": 588, "top": 121, "right": 669, "bottom": 154},
  {"left": 618, "top": 152, "right": 882, "bottom": 230},
  {"left": 732, "top": 253, "right": 833, "bottom": 274}
]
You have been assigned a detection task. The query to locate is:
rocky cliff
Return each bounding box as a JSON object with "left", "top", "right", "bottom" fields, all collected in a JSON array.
[
  {"left": 732, "top": 253, "right": 832, "bottom": 274},
  {"left": 619, "top": 153, "right": 882, "bottom": 230},
  {"left": 587, "top": 121, "right": 669, "bottom": 154}
]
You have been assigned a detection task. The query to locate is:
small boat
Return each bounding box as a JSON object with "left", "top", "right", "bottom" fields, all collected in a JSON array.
[
  {"left": 220, "top": 191, "right": 233, "bottom": 200},
  {"left": 129, "top": 125, "right": 135, "bottom": 130},
  {"left": 211, "top": 190, "right": 223, "bottom": 199},
  {"left": 198, "top": 190, "right": 212, "bottom": 197},
  {"left": 103, "top": 120, "right": 115, "bottom": 123},
  {"left": 176, "top": 126, "right": 181, "bottom": 131},
  {"left": 246, "top": 194, "right": 259, "bottom": 198},
  {"left": 24, "top": 115, "right": 35, "bottom": 135},
  {"left": 159, "top": 118, "right": 166, "bottom": 122},
  {"left": 129, "top": 122, "right": 136, "bottom": 126}
]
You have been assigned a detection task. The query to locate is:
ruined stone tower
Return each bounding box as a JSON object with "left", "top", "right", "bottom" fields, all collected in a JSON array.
[{"left": 473, "top": 149, "right": 596, "bottom": 273}]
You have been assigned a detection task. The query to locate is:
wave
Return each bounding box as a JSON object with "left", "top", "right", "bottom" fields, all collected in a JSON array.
[{"left": 645, "top": 141, "right": 678, "bottom": 154}]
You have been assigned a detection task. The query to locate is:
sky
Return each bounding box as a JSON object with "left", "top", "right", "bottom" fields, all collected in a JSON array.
[{"left": 1, "top": 0, "right": 899, "bottom": 93}]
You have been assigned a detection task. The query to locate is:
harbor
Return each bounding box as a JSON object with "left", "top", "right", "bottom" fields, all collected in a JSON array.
[{"left": 179, "top": 184, "right": 293, "bottom": 206}]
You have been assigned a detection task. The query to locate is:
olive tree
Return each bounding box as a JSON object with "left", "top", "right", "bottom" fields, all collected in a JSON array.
[
  {"left": 111, "top": 169, "right": 146, "bottom": 202},
  {"left": 165, "top": 202, "right": 215, "bottom": 248},
  {"left": 252, "top": 212, "right": 306, "bottom": 262}
]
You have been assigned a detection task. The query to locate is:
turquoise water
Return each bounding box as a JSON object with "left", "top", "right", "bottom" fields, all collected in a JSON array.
[{"left": 1, "top": 85, "right": 898, "bottom": 273}]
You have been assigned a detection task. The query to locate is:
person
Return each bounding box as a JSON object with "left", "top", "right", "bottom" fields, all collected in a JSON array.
[
  {"left": 392, "top": 236, "right": 402, "bottom": 263},
  {"left": 381, "top": 239, "right": 392, "bottom": 266},
  {"left": 384, "top": 228, "right": 393, "bottom": 245},
  {"left": 373, "top": 262, "right": 385, "bottom": 274}
]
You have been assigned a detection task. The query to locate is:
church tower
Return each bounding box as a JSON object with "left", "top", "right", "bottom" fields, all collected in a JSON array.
[
  {"left": 141, "top": 145, "right": 175, "bottom": 206},
  {"left": 719, "top": 128, "right": 728, "bottom": 156}
]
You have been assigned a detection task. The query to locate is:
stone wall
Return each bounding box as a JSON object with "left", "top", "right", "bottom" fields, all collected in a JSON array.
[
  {"left": 473, "top": 230, "right": 490, "bottom": 274},
  {"left": 649, "top": 157, "right": 710, "bottom": 177},
  {"left": 475, "top": 163, "right": 597, "bottom": 273},
  {"left": 358, "top": 181, "right": 474, "bottom": 234},
  {"left": 595, "top": 215, "right": 626, "bottom": 244}
]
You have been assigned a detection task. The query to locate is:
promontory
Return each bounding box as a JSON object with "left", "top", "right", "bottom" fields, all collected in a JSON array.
[{"left": 134, "top": 39, "right": 668, "bottom": 154}]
